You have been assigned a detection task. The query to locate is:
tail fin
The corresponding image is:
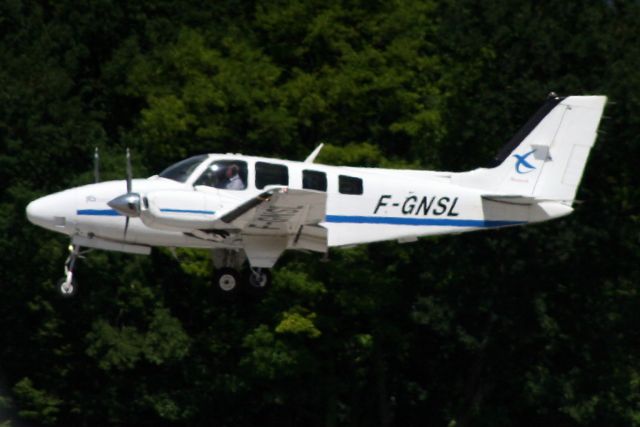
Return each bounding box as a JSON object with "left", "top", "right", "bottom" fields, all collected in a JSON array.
[{"left": 457, "top": 95, "right": 607, "bottom": 205}]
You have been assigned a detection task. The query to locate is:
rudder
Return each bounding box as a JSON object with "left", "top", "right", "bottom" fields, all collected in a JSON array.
[{"left": 530, "top": 96, "right": 607, "bottom": 203}]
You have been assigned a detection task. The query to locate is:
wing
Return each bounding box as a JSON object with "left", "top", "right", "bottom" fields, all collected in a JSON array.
[{"left": 217, "top": 188, "right": 328, "bottom": 268}]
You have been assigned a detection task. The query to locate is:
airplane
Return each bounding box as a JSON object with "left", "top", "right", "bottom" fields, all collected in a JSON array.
[{"left": 26, "top": 94, "right": 607, "bottom": 296}]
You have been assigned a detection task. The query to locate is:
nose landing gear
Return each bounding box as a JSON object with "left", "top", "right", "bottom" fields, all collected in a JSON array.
[
  {"left": 57, "top": 273, "right": 77, "bottom": 296},
  {"left": 57, "top": 243, "right": 91, "bottom": 296}
]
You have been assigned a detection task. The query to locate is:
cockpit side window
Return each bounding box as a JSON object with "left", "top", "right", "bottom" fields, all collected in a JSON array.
[
  {"left": 255, "top": 162, "right": 288, "bottom": 189},
  {"left": 159, "top": 155, "right": 208, "bottom": 183},
  {"left": 194, "top": 160, "right": 248, "bottom": 190}
]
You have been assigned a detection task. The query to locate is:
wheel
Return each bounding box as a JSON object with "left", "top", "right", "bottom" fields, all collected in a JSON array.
[
  {"left": 57, "top": 275, "right": 77, "bottom": 297},
  {"left": 213, "top": 268, "right": 241, "bottom": 294},
  {"left": 245, "top": 268, "right": 272, "bottom": 295}
]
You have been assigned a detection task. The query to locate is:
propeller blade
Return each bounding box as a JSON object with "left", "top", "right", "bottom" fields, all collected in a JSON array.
[
  {"left": 126, "top": 147, "right": 132, "bottom": 194},
  {"left": 94, "top": 147, "right": 100, "bottom": 183},
  {"left": 124, "top": 216, "right": 130, "bottom": 239}
]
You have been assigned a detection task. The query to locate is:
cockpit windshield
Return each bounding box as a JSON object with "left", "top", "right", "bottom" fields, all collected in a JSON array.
[
  {"left": 158, "top": 155, "right": 208, "bottom": 183},
  {"left": 194, "top": 160, "right": 248, "bottom": 190}
]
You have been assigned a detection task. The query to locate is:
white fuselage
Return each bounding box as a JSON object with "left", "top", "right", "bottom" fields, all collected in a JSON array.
[
  {"left": 26, "top": 153, "right": 569, "bottom": 251},
  {"left": 26, "top": 95, "right": 608, "bottom": 271}
]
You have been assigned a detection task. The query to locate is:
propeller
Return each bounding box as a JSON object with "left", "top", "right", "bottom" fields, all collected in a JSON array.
[
  {"left": 107, "top": 148, "right": 141, "bottom": 239},
  {"left": 94, "top": 147, "right": 100, "bottom": 183},
  {"left": 126, "top": 147, "right": 132, "bottom": 193}
]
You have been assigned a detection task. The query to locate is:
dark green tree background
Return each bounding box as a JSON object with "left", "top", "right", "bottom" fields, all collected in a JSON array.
[{"left": 1, "top": 0, "right": 639, "bottom": 425}]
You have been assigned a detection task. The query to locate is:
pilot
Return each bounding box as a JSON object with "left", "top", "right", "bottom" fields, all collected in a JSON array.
[{"left": 224, "top": 164, "right": 245, "bottom": 190}]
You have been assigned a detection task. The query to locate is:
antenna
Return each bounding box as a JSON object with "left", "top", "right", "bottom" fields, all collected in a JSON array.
[{"left": 304, "top": 143, "right": 324, "bottom": 163}]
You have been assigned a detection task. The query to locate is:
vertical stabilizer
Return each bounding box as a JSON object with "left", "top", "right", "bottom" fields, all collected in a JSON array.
[{"left": 455, "top": 95, "right": 607, "bottom": 205}]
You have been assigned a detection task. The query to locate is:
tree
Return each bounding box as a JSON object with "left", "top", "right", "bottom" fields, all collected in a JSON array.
[{"left": 2, "top": 0, "right": 640, "bottom": 425}]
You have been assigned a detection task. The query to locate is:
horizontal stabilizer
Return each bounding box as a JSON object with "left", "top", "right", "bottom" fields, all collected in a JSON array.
[
  {"left": 481, "top": 194, "right": 572, "bottom": 205},
  {"left": 482, "top": 195, "right": 541, "bottom": 205}
]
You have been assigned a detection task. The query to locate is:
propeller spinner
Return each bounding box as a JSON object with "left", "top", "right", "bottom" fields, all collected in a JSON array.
[{"left": 107, "top": 193, "right": 141, "bottom": 217}]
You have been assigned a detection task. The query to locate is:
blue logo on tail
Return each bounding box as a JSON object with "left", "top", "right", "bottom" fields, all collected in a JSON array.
[{"left": 513, "top": 149, "right": 536, "bottom": 174}]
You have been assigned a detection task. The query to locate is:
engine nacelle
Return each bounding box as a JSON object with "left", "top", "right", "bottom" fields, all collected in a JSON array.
[{"left": 140, "top": 190, "right": 221, "bottom": 231}]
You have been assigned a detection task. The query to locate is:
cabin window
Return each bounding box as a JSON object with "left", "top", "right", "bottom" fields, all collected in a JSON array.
[
  {"left": 339, "top": 175, "right": 363, "bottom": 195},
  {"left": 194, "top": 160, "right": 248, "bottom": 190},
  {"left": 159, "top": 155, "right": 208, "bottom": 183},
  {"left": 255, "top": 162, "right": 289, "bottom": 189},
  {"left": 302, "top": 170, "right": 327, "bottom": 192}
]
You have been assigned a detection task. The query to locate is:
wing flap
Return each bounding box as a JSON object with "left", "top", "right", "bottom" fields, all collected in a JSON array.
[{"left": 291, "top": 225, "right": 328, "bottom": 252}]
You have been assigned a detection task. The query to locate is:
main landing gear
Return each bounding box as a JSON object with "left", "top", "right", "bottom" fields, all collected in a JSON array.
[
  {"left": 213, "top": 268, "right": 241, "bottom": 293},
  {"left": 248, "top": 268, "right": 271, "bottom": 291},
  {"left": 211, "top": 249, "right": 272, "bottom": 296},
  {"left": 212, "top": 267, "right": 272, "bottom": 296}
]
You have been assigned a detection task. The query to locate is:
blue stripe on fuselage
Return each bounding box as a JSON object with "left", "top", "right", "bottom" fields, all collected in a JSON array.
[
  {"left": 76, "top": 208, "right": 216, "bottom": 216},
  {"left": 77, "top": 209, "right": 121, "bottom": 216},
  {"left": 159, "top": 208, "right": 216, "bottom": 215}
]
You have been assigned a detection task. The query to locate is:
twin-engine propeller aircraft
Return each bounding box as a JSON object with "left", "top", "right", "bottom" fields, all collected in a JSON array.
[{"left": 27, "top": 94, "right": 607, "bottom": 296}]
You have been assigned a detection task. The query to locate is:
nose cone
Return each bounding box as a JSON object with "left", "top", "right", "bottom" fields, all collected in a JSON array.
[
  {"left": 26, "top": 197, "right": 51, "bottom": 228},
  {"left": 26, "top": 192, "right": 75, "bottom": 232},
  {"left": 26, "top": 200, "right": 38, "bottom": 224}
]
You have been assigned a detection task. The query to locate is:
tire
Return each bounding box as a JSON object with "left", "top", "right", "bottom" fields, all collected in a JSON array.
[
  {"left": 245, "top": 268, "right": 272, "bottom": 296},
  {"left": 213, "top": 268, "right": 241, "bottom": 294},
  {"left": 57, "top": 276, "right": 78, "bottom": 297}
]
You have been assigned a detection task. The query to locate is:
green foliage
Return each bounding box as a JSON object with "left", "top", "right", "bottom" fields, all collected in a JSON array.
[
  {"left": 86, "top": 321, "right": 144, "bottom": 370},
  {"left": 241, "top": 325, "right": 300, "bottom": 380},
  {"left": 0, "top": 392, "right": 14, "bottom": 427},
  {"left": 12, "top": 378, "right": 62, "bottom": 425},
  {"left": 172, "top": 248, "right": 213, "bottom": 278},
  {"left": 86, "top": 308, "right": 190, "bottom": 370},
  {"left": 275, "top": 308, "right": 322, "bottom": 338},
  {"left": 318, "top": 142, "right": 386, "bottom": 167},
  {"left": 123, "top": 0, "right": 444, "bottom": 172},
  {"left": 2, "top": 0, "right": 640, "bottom": 426}
]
